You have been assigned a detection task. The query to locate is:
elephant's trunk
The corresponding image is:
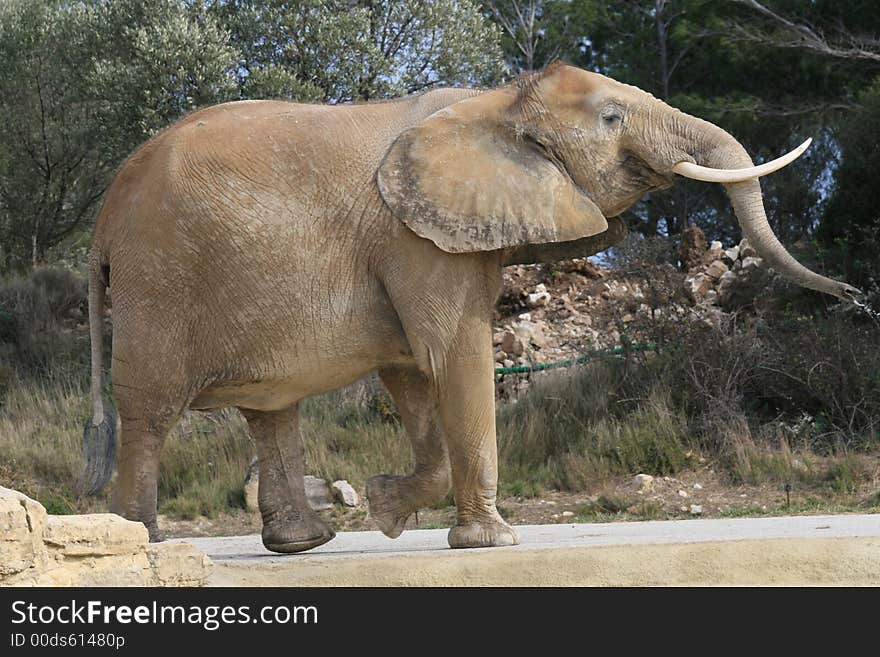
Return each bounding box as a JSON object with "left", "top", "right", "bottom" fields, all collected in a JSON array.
[{"left": 673, "top": 116, "right": 860, "bottom": 300}]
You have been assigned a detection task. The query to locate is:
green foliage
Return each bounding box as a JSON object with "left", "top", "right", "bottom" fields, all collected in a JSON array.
[
  {"left": 497, "top": 363, "right": 694, "bottom": 495},
  {"left": 0, "top": 267, "right": 90, "bottom": 380},
  {"left": 0, "top": 0, "right": 239, "bottom": 271},
  {"left": 820, "top": 77, "right": 880, "bottom": 292},
  {"left": 206, "top": 0, "right": 506, "bottom": 102},
  {"left": 158, "top": 410, "right": 253, "bottom": 518},
  {"left": 0, "top": 1, "right": 505, "bottom": 272}
]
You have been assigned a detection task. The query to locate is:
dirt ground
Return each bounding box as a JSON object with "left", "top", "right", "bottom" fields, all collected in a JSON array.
[{"left": 161, "top": 461, "right": 880, "bottom": 539}]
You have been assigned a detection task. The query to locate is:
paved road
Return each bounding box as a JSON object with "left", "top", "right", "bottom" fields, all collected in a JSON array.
[{"left": 179, "top": 514, "right": 880, "bottom": 586}]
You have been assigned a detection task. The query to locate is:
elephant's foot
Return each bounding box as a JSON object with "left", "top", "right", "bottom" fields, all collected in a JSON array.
[
  {"left": 262, "top": 513, "right": 335, "bottom": 554},
  {"left": 448, "top": 512, "right": 519, "bottom": 549},
  {"left": 366, "top": 475, "right": 416, "bottom": 539},
  {"left": 146, "top": 522, "right": 165, "bottom": 543},
  {"left": 111, "top": 500, "right": 164, "bottom": 543}
]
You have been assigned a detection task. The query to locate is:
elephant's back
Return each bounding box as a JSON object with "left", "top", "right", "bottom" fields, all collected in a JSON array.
[{"left": 93, "top": 89, "right": 479, "bottom": 264}]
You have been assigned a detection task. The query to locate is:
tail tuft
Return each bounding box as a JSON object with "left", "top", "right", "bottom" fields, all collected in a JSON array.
[{"left": 77, "top": 408, "right": 117, "bottom": 496}]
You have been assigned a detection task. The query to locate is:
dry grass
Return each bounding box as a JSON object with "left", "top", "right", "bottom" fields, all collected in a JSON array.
[{"left": 0, "top": 373, "right": 410, "bottom": 518}]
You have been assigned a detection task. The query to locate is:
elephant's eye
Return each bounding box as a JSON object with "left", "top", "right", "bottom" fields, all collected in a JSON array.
[{"left": 601, "top": 109, "right": 623, "bottom": 127}]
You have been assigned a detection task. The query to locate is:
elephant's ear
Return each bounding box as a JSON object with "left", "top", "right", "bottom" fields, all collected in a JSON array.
[{"left": 377, "top": 88, "right": 608, "bottom": 253}]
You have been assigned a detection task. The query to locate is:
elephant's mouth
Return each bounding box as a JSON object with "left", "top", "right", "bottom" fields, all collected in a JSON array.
[
  {"left": 620, "top": 152, "right": 675, "bottom": 192},
  {"left": 592, "top": 153, "right": 674, "bottom": 217}
]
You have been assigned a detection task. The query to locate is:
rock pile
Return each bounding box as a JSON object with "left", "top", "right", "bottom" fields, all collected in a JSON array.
[
  {"left": 0, "top": 487, "right": 211, "bottom": 586},
  {"left": 243, "top": 464, "right": 361, "bottom": 513},
  {"left": 487, "top": 228, "right": 782, "bottom": 400},
  {"left": 683, "top": 237, "right": 772, "bottom": 309}
]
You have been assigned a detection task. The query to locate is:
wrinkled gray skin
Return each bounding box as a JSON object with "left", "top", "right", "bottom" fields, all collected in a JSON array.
[{"left": 81, "top": 64, "right": 857, "bottom": 553}]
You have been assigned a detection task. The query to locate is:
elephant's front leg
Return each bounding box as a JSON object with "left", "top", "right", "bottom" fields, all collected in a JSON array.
[
  {"left": 439, "top": 338, "right": 519, "bottom": 549},
  {"left": 241, "top": 404, "right": 335, "bottom": 553},
  {"left": 367, "top": 366, "right": 450, "bottom": 538}
]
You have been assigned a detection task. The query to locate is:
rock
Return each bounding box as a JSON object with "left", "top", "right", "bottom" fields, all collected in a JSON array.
[
  {"left": 709, "top": 240, "right": 723, "bottom": 251},
  {"left": 244, "top": 457, "right": 259, "bottom": 513},
  {"left": 527, "top": 291, "right": 550, "bottom": 307},
  {"left": 500, "top": 330, "right": 525, "bottom": 357},
  {"left": 512, "top": 319, "right": 548, "bottom": 349},
  {"left": 693, "top": 483, "right": 703, "bottom": 490},
  {"left": 499, "top": 330, "right": 516, "bottom": 354},
  {"left": 705, "top": 259, "right": 729, "bottom": 280},
  {"left": 716, "top": 270, "right": 738, "bottom": 304},
  {"left": 304, "top": 475, "right": 334, "bottom": 511},
  {"left": 679, "top": 226, "right": 708, "bottom": 271},
  {"left": 0, "top": 487, "right": 47, "bottom": 577},
  {"left": 684, "top": 273, "right": 714, "bottom": 303},
  {"left": 561, "top": 511, "right": 574, "bottom": 518},
  {"left": 559, "top": 259, "right": 606, "bottom": 278},
  {"left": 739, "top": 238, "right": 758, "bottom": 259},
  {"left": 689, "top": 505, "right": 703, "bottom": 516},
  {"left": 678, "top": 489, "right": 689, "bottom": 498},
  {"left": 502, "top": 359, "right": 515, "bottom": 368},
  {"left": 0, "top": 486, "right": 212, "bottom": 587},
  {"left": 527, "top": 283, "right": 551, "bottom": 307},
  {"left": 492, "top": 331, "right": 505, "bottom": 346},
  {"left": 146, "top": 542, "right": 213, "bottom": 587},
  {"left": 740, "top": 256, "right": 763, "bottom": 271},
  {"left": 633, "top": 474, "right": 654, "bottom": 492},
  {"left": 703, "top": 289, "right": 719, "bottom": 306},
  {"left": 43, "top": 514, "right": 148, "bottom": 557},
  {"left": 331, "top": 480, "right": 359, "bottom": 507},
  {"left": 723, "top": 246, "right": 740, "bottom": 264},
  {"left": 719, "top": 260, "right": 772, "bottom": 309},
  {"left": 698, "top": 305, "right": 724, "bottom": 328}
]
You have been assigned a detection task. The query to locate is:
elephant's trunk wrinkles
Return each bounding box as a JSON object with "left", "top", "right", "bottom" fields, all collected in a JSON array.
[{"left": 678, "top": 117, "right": 860, "bottom": 301}]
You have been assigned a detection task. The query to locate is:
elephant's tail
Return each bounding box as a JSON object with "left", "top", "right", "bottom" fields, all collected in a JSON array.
[{"left": 77, "top": 255, "right": 116, "bottom": 496}]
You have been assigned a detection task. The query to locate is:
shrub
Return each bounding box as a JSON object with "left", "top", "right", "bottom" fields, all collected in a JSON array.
[
  {"left": 0, "top": 267, "right": 91, "bottom": 381},
  {"left": 496, "top": 362, "right": 694, "bottom": 495}
]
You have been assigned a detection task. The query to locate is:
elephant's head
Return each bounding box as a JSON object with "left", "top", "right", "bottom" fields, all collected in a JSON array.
[{"left": 378, "top": 63, "right": 860, "bottom": 301}]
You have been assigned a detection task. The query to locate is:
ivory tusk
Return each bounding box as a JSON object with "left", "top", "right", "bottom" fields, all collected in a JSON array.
[{"left": 673, "top": 138, "right": 812, "bottom": 183}]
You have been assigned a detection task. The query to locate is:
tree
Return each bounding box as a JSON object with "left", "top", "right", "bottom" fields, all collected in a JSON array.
[
  {"left": 206, "top": 0, "right": 506, "bottom": 102},
  {"left": 0, "top": 0, "right": 238, "bottom": 271},
  {"left": 485, "top": 0, "right": 866, "bottom": 254},
  {"left": 0, "top": 0, "right": 506, "bottom": 272},
  {"left": 484, "top": 0, "right": 597, "bottom": 73},
  {"left": 727, "top": 0, "right": 880, "bottom": 290}
]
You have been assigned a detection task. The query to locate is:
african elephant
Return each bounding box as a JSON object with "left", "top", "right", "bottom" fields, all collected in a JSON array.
[{"left": 80, "top": 62, "right": 859, "bottom": 553}]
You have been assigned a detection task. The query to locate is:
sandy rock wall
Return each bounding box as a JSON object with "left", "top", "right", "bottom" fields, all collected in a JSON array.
[{"left": 0, "top": 487, "right": 211, "bottom": 586}]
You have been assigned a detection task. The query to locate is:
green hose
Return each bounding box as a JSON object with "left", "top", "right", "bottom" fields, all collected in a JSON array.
[{"left": 494, "top": 343, "right": 657, "bottom": 375}]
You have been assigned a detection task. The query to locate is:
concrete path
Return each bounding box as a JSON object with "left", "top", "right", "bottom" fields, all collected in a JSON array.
[{"left": 180, "top": 514, "right": 880, "bottom": 586}]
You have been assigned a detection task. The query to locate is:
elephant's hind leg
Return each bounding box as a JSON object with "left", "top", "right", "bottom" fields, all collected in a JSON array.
[
  {"left": 111, "top": 388, "right": 184, "bottom": 543},
  {"left": 242, "top": 404, "right": 335, "bottom": 553},
  {"left": 367, "top": 366, "right": 451, "bottom": 538}
]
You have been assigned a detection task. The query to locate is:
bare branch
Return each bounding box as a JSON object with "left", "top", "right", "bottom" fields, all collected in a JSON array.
[{"left": 733, "top": 0, "right": 880, "bottom": 63}]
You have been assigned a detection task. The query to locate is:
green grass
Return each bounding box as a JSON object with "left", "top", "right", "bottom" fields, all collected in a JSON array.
[
  {"left": 568, "top": 496, "right": 667, "bottom": 523},
  {"left": 497, "top": 362, "right": 694, "bottom": 496},
  {"left": 157, "top": 410, "right": 252, "bottom": 518},
  {"left": 716, "top": 499, "right": 880, "bottom": 518}
]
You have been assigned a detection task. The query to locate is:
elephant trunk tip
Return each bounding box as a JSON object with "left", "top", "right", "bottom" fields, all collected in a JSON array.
[
  {"left": 77, "top": 408, "right": 117, "bottom": 496},
  {"left": 837, "top": 282, "right": 863, "bottom": 302}
]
